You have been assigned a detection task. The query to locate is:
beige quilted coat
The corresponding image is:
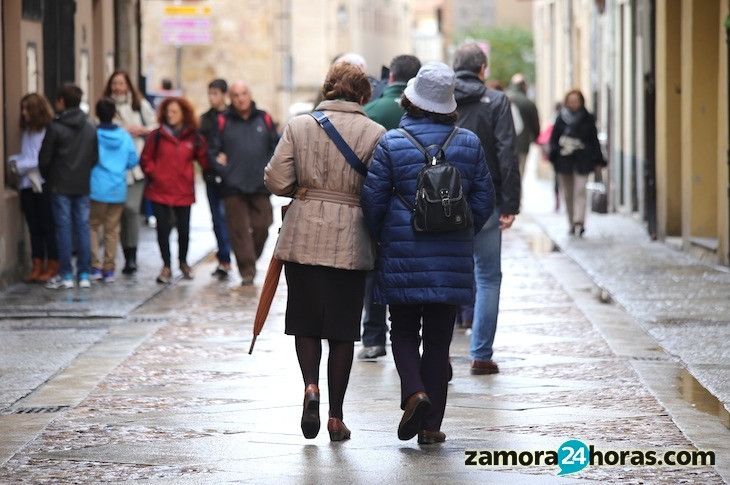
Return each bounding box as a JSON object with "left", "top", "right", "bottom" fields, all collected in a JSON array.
[{"left": 264, "top": 100, "right": 386, "bottom": 270}]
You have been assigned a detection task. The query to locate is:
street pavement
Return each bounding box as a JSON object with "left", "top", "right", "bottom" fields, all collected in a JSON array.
[{"left": 0, "top": 191, "right": 727, "bottom": 483}]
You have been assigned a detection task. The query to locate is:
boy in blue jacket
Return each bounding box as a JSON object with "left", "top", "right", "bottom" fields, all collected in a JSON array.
[{"left": 89, "top": 98, "right": 139, "bottom": 282}]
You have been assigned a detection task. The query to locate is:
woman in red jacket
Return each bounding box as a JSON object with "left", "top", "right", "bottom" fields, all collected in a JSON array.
[{"left": 141, "top": 97, "right": 207, "bottom": 284}]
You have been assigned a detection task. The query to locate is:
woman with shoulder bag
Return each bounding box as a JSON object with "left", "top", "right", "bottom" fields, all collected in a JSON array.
[
  {"left": 140, "top": 97, "right": 207, "bottom": 284},
  {"left": 548, "top": 89, "right": 604, "bottom": 237},
  {"left": 361, "top": 62, "right": 494, "bottom": 445},
  {"left": 103, "top": 70, "right": 157, "bottom": 273},
  {"left": 264, "top": 62, "right": 385, "bottom": 441}
]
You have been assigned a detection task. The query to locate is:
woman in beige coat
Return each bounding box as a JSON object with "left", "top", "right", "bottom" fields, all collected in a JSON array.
[{"left": 265, "top": 63, "right": 385, "bottom": 441}]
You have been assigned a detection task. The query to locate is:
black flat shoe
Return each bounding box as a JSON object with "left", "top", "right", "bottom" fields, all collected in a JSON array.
[
  {"left": 398, "top": 391, "right": 431, "bottom": 441},
  {"left": 301, "top": 384, "right": 320, "bottom": 439},
  {"left": 327, "top": 417, "right": 351, "bottom": 441}
]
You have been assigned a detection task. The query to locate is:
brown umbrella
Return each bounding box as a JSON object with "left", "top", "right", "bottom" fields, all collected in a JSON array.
[{"left": 249, "top": 204, "right": 289, "bottom": 354}]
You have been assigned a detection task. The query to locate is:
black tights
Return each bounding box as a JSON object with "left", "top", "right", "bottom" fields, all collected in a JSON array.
[{"left": 295, "top": 336, "right": 353, "bottom": 420}]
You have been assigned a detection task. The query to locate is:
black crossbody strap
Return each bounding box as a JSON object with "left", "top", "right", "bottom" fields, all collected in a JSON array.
[{"left": 310, "top": 111, "right": 368, "bottom": 177}]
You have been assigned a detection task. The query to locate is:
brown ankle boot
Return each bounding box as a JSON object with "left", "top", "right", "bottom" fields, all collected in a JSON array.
[
  {"left": 25, "top": 258, "right": 43, "bottom": 283},
  {"left": 37, "top": 260, "right": 59, "bottom": 283}
]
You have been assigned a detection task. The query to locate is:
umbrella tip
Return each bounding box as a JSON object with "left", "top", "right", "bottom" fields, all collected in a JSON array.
[{"left": 248, "top": 335, "right": 257, "bottom": 354}]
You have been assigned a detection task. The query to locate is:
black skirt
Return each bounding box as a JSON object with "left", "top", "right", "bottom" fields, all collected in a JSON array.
[{"left": 284, "top": 262, "right": 366, "bottom": 341}]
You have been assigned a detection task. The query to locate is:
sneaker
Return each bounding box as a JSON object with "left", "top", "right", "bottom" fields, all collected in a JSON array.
[
  {"left": 46, "top": 275, "right": 74, "bottom": 290},
  {"left": 156, "top": 266, "right": 172, "bottom": 284},
  {"left": 357, "top": 345, "right": 386, "bottom": 360},
  {"left": 211, "top": 264, "right": 230, "bottom": 280},
  {"left": 102, "top": 270, "right": 115, "bottom": 283},
  {"left": 90, "top": 268, "right": 103, "bottom": 281},
  {"left": 78, "top": 273, "right": 91, "bottom": 289},
  {"left": 470, "top": 359, "right": 499, "bottom": 375}
]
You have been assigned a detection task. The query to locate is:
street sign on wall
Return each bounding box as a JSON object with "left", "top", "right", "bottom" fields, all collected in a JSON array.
[{"left": 161, "top": 4, "right": 212, "bottom": 45}]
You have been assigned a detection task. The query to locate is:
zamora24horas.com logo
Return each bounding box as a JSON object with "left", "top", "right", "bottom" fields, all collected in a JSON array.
[{"left": 465, "top": 439, "right": 715, "bottom": 476}]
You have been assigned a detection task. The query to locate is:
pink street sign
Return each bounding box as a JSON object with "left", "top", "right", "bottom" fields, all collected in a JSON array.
[{"left": 161, "top": 18, "right": 212, "bottom": 45}]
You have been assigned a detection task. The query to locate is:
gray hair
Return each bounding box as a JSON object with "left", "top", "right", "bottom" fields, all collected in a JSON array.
[{"left": 453, "top": 43, "right": 488, "bottom": 74}]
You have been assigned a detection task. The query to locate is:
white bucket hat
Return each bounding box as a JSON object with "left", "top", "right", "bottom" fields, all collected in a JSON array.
[{"left": 403, "top": 62, "right": 457, "bottom": 114}]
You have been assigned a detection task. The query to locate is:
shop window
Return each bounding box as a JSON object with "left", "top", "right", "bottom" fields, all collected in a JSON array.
[{"left": 22, "top": 0, "right": 43, "bottom": 21}]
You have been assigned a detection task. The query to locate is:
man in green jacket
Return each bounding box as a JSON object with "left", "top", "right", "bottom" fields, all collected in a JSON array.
[
  {"left": 358, "top": 54, "right": 421, "bottom": 360},
  {"left": 365, "top": 55, "right": 421, "bottom": 131}
]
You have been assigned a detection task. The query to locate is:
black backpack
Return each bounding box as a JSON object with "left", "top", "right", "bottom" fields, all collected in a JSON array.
[{"left": 395, "top": 127, "right": 473, "bottom": 233}]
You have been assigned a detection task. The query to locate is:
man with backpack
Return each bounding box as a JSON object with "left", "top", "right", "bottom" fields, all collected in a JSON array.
[
  {"left": 39, "top": 84, "right": 98, "bottom": 289},
  {"left": 453, "top": 43, "right": 521, "bottom": 375},
  {"left": 208, "top": 81, "right": 279, "bottom": 285}
]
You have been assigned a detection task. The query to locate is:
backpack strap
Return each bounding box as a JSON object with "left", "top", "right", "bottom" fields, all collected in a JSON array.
[
  {"left": 217, "top": 112, "right": 226, "bottom": 132},
  {"left": 309, "top": 111, "right": 368, "bottom": 177},
  {"left": 398, "top": 127, "right": 459, "bottom": 163}
]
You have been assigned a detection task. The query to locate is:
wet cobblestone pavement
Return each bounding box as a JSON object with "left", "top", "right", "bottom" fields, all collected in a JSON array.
[{"left": 0, "top": 207, "right": 727, "bottom": 482}]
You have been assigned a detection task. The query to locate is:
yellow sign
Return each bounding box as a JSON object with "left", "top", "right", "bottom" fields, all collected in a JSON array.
[{"left": 163, "top": 5, "right": 212, "bottom": 17}]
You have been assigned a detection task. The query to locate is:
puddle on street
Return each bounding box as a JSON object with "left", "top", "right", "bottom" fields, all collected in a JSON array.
[
  {"left": 678, "top": 370, "right": 730, "bottom": 429},
  {"left": 529, "top": 233, "right": 558, "bottom": 254}
]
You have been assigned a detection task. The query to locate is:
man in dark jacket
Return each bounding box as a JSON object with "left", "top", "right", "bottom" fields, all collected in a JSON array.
[
  {"left": 39, "top": 84, "right": 98, "bottom": 290},
  {"left": 357, "top": 54, "right": 422, "bottom": 360},
  {"left": 453, "top": 43, "right": 520, "bottom": 375},
  {"left": 507, "top": 73, "right": 540, "bottom": 176},
  {"left": 199, "top": 79, "right": 232, "bottom": 280},
  {"left": 208, "top": 81, "right": 279, "bottom": 285}
]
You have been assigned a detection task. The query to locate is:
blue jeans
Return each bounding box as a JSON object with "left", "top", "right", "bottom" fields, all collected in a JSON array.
[
  {"left": 206, "top": 181, "right": 231, "bottom": 264},
  {"left": 361, "top": 271, "right": 387, "bottom": 346},
  {"left": 469, "top": 207, "right": 502, "bottom": 361},
  {"left": 52, "top": 194, "right": 91, "bottom": 278}
]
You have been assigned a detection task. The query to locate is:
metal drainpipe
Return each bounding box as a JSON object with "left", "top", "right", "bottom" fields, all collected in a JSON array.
[{"left": 726, "top": 14, "right": 730, "bottom": 263}]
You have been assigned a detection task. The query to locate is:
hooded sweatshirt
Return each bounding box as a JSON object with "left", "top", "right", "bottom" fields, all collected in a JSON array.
[
  {"left": 38, "top": 107, "right": 98, "bottom": 196},
  {"left": 90, "top": 124, "right": 139, "bottom": 203},
  {"left": 453, "top": 71, "right": 521, "bottom": 215}
]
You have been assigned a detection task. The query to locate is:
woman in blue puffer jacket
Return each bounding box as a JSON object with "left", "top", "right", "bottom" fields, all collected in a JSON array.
[{"left": 361, "top": 62, "right": 494, "bottom": 445}]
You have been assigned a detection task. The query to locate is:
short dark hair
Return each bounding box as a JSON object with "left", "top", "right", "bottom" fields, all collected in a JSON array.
[
  {"left": 322, "top": 63, "right": 372, "bottom": 104},
  {"left": 401, "top": 96, "right": 457, "bottom": 125},
  {"left": 564, "top": 89, "right": 586, "bottom": 108},
  {"left": 96, "top": 97, "right": 116, "bottom": 124},
  {"left": 161, "top": 78, "right": 173, "bottom": 90},
  {"left": 208, "top": 79, "right": 228, "bottom": 93},
  {"left": 453, "top": 43, "right": 488, "bottom": 74},
  {"left": 390, "top": 55, "right": 421, "bottom": 83},
  {"left": 57, "top": 83, "right": 82, "bottom": 109}
]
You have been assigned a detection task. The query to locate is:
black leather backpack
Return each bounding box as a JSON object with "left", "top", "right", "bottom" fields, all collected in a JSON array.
[{"left": 395, "top": 127, "right": 473, "bottom": 233}]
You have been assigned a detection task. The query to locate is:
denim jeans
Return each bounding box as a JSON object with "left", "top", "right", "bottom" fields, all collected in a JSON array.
[
  {"left": 469, "top": 207, "right": 502, "bottom": 361},
  {"left": 361, "top": 271, "right": 387, "bottom": 347},
  {"left": 52, "top": 194, "right": 91, "bottom": 278},
  {"left": 205, "top": 181, "right": 231, "bottom": 264}
]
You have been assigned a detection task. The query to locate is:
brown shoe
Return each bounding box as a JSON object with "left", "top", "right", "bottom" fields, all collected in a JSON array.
[
  {"left": 418, "top": 429, "right": 446, "bottom": 445},
  {"left": 36, "top": 260, "right": 59, "bottom": 283},
  {"left": 398, "top": 391, "right": 431, "bottom": 441},
  {"left": 327, "top": 417, "right": 351, "bottom": 441},
  {"left": 156, "top": 266, "right": 172, "bottom": 284},
  {"left": 25, "top": 258, "right": 43, "bottom": 283},
  {"left": 301, "top": 384, "right": 320, "bottom": 439},
  {"left": 470, "top": 359, "right": 499, "bottom": 375},
  {"left": 180, "top": 263, "right": 193, "bottom": 280}
]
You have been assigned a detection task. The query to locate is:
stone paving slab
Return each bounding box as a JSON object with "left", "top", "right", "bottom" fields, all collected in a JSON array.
[{"left": 0, "top": 215, "right": 725, "bottom": 483}]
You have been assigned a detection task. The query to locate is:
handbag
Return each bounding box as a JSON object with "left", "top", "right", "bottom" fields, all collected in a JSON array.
[{"left": 588, "top": 167, "right": 608, "bottom": 214}]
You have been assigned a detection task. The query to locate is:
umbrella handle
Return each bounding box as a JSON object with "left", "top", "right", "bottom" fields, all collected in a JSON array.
[{"left": 248, "top": 335, "right": 258, "bottom": 355}]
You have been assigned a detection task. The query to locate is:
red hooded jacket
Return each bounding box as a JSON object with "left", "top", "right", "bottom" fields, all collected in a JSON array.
[{"left": 141, "top": 126, "right": 208, "bottom": 206}]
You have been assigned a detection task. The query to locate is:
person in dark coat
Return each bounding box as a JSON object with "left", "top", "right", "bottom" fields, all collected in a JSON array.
[
  {"left": 506, "top": 73, "right": 540, "bottom": 176},
  {"left": 548, "top": 89, "right": 603, "bottom": 237},
  {"left": 361, "top": 62, "right": 494, "bottom": 445},
  {"left": 453, "top": 44, "right": 521, "bottom": 376},
  {"left": 140, "top": 97, "right": 208, "bottom": 283},
  {"left": 199, "top": 79, "right": 232, "bottom": 280},
  {"left": 39, "top": 84, "right": 98, "bottom": 290},
  {"left": 358, "top": 54, "right": 421, "bottom": 361},
  {"left": 208, "top": 81, "right": 279, "bottom": 285}
]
